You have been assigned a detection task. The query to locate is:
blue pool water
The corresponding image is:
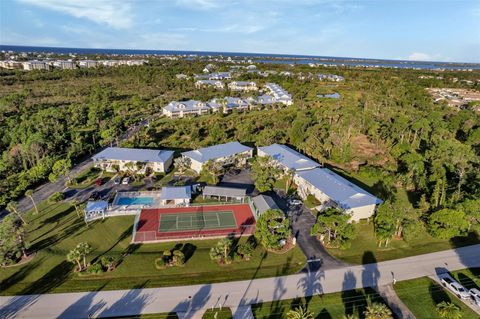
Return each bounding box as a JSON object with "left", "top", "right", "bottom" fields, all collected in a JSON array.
[{"left": 117, "top": 197, "right": 154, "bottom": 206}]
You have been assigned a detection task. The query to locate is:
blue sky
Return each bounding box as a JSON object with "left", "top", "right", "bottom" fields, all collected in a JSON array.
[{"left": 1, "top": 0, "right": 479, "bottom": 62}]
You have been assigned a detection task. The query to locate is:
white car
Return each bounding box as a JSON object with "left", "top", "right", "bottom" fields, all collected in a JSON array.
[
  {"left": 470, "top": 288, "right": 480, "bottom": 306},
  {"left": 121, "top": 177, "right": 130, "bottom": 185},
  {"left": 439, "top": 274, "right": 470, "bottom": 300},
  {"left": 289, "top": 199, "right": 303, "bottom": 206}
]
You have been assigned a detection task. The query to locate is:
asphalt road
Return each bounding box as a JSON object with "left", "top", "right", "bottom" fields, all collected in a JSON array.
[{"left": 1, "top": 244, "right": 479, "bottom": 318}]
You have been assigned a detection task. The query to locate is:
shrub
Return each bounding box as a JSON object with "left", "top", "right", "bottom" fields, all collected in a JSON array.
[
  {"left": 237, "top": 240, "right": 255, "bottom": 260},
  {"left": 48, "top": 191, "right": 64, "bottom": 203},
  {"left": 155, "top": 257, "right": 166, "bottom": 269},
  {"left": 85, "top": 263, "right": 103, "bottom": 275},
  {"left": 100, "top": 255, "right": 116, "bottom": 272},
  {"left": 162, "top": 250, "right": 172, "bottom": 262},
  {"left": 172, "top": 250, "right": 185, "bottom": 266}
]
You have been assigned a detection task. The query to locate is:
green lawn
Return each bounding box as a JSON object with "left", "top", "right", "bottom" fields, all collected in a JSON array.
[
  {"left": 252, "top": 288, "right": 388, "bottom": 319},
  {"left": 328, "top": 222, "right": 479, "bottom": 264},
  {"left": 0, "top": 201, "right": 305, "bottom": 295},
  {"left": 394, "top": 276, "right": 479, "bottom": 319},
  {"left": 203, "top": 308, "right": 232, "bottom": 319}
]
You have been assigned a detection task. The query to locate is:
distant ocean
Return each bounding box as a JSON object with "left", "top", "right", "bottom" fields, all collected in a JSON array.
[{"left": 1, "top": 45, "right": 479, "bottom": 70}]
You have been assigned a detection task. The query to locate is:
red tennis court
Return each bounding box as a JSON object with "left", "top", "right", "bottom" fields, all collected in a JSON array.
[{"left": 133, "top": 204, "right": 256, "bottom": 243}]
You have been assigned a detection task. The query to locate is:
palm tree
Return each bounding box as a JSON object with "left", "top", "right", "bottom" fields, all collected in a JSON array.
[
  {"left": 209, "top": 238, "right": 232, "bottom": 264},
  {"left": 364, "top": 302, "right": 393, "bottom": 319},
  {"left": 25, "top": 190, "right": 38, "bottom": 215},
  {"left": 70, "top": 199, "right": 81, "bottom": 218},
  {"left": 436, "top": 301, "right": 462, "bottom": 319},
  {"left": 76, "top": 242, "right": 92, "bottom": 269},
  {"left": 66, "top": 248, "right": 82, "bottom": 271},
  {"left": 7, "top": 201, "right": 27, "bottom": 225},
  {"left": 285, "top": 169, "right": 295, "bottom": 193},
  {"left": 287, "top": 306, "right": 314, "bottom": 319}
]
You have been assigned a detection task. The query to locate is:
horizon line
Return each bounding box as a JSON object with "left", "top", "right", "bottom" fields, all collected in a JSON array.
[{"left": 1, "top": 44, "right": 479, "bottom": 66}]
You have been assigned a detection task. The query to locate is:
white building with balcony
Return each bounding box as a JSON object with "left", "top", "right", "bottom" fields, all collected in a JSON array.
[
  {"left": 181, "top": 141, "right": 253, "bottom": 173},
  {"left": 162, "top": 100, "right": 211, "bottom": 118},
  {"left": 92, "top": 147, "right": 174, "bottom": 174},
  {"left": 228, "top": 81, "right": 258, "bottom": 92}
]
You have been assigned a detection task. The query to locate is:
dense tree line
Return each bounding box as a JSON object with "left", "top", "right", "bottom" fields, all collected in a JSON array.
[
  {"left": 127, "top": 64, "right": 479, "bottom": 243},
  {"left": 1, "top": 59, "right": 479, "bottom": 236}
]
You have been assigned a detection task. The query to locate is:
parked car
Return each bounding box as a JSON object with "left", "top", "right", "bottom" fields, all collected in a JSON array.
[
  {"left": 95, "top": 178, "right": 102, "bottom": 187},
  {"left": 439, "top": 274, "right": 470, "bottom": 300},
  {"left": 114, "top": 177, "right": 121, "bottom": 185},
  {"left": 89, "top": 191, "right": 100, "bottom": 201},
  {"left": 122, "top": 177, "right": 130, "bottom": 185},
  {"left": 470, "top": 288, "right": 480, "bottom": 306},
  {"left": 289, "top": 199, "right": 303, "bottom": 206}
]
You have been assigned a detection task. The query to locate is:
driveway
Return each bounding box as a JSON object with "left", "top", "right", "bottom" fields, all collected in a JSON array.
[{"left": 272, "top": 190, "right": 348, "bottom": 271}]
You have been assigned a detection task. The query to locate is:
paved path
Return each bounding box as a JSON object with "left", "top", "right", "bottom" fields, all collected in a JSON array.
[
  {"left": 377, "top": 284, "right": 416, "bottom": 319},
  {"left": 232, "top": 306, "right": 254, "bottom": 319},
  {"left": 1, "top": 244, "right": 479, "bottom": 318}
]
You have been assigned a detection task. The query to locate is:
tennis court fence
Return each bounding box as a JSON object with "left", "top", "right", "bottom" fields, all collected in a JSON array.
[{"left": 133, "top": 224, "right": 256, "bottom": 243}]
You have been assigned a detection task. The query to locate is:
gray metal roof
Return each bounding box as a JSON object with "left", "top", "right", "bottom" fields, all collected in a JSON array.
[
  {"left": 258, "top": 144, "right": 320, "bottom": 171},
  {"left": 92, "top": 147, "right": 174, "bottom": 163},
  {"left": 225, "top": 97, "right": 249, "bottom": 108},
  {"left": 203, "top": 186, "right": 247, "bottom": 197},
  {"left": 229, "top": 81, "right": 256, "bottom": 86},
  {"left": 256, "top": 94, "right": 276, "bottom": 104},
  {"left": 295, "top": 168, "right": 382, "bottom": 209},
  {"left": 159, "top": 186, "right": 192, "bottom": 200},
  {"left": 196, "top": 80, "right": 223, "bottom": 85},
  {"left": 163, "top": 100, "right": 210, "bottom": 113},
  {"left": 252, "top": 195, "right": 280, "bottom": 215},
  {"left": 182, "top": 141, "right": 252, "bottom": 163}
]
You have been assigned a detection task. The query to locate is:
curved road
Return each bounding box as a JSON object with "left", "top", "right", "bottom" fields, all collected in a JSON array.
[{"left": 1, "top": 244, "right": 479, "bottom": 318}]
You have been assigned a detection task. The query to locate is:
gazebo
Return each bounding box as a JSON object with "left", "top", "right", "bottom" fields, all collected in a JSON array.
[{"left": 84, "top": 201, "right": 109, "bottom": 221}]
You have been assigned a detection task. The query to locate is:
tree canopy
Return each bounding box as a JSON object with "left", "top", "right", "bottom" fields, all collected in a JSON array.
[{"left": 254, "top": 209, "right": 290, "bottom": 250}]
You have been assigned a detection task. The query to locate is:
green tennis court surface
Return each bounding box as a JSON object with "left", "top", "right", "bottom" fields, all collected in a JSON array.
[{"left": 159, "top": 211, "right": 237, "bottom": 232}]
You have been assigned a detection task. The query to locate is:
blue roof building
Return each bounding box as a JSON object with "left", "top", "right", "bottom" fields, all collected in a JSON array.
[
  {"left": 92, "top": 147, "right": 174, "bottom": 173},
  {"left": 181, "top": 141, "right": 253, "bottom": 173},
  {"left": 294, "top": 168, "right": 383, "bottom": 222},
  {"left": 159, "top": 186, "right": 192, "bottom": 205},
  {"left": 257, "top": 144, "right": 320, "bottom": 172},
  {"left": 84, "top": 200, "right": 109, "bottom": 221}
]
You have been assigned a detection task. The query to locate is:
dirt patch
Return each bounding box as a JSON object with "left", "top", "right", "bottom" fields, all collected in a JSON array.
[{"left": 334, "top": 134, "right": 392, "bottom": 171}]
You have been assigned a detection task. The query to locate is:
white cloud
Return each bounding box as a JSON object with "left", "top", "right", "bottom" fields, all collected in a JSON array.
[
  {"left": 18, "top": 0, "right": 133, "bottom": 29},
  {"left": 407, "top": 52, "right": 433, "bottom": 61},
  {"left": 175, "top": 0, "right": 224, "bottom": 10},
  {"left": 407, "top": 52, "right": 449, "bottom": 62}
]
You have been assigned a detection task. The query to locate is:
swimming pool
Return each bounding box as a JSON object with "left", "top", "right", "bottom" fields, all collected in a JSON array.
[{"left": 117, "top": 197, "right": 154, "bottom": 206}]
